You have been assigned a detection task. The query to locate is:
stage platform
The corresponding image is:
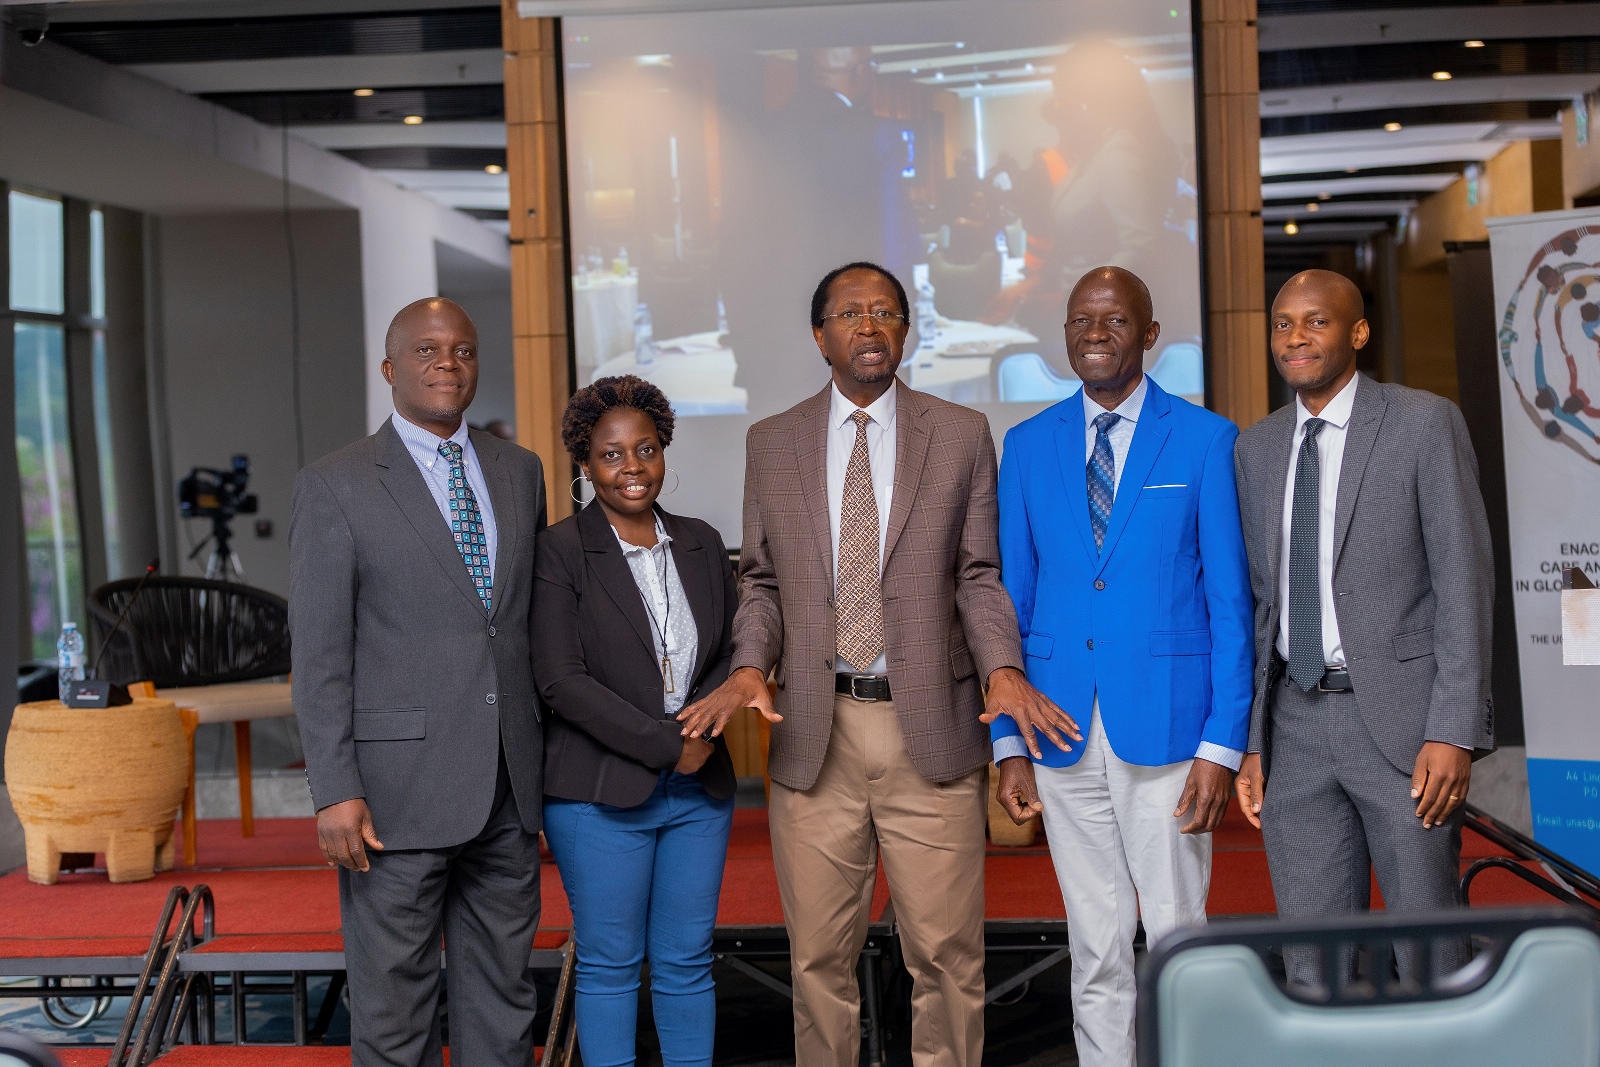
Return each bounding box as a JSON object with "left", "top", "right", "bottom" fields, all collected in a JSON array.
[{"left": 0, "top": 802, "right": 1580, "bottom": 1064}]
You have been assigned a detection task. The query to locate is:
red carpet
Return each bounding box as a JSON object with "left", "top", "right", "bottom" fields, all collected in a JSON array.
[{"left": 0, "top": 807, "right": 1571, "bottom": 970}]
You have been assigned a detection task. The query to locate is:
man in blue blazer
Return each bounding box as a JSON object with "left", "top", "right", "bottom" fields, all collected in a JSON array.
[{"left": 992, "top": 267, "right": 1253, "bottom": 1067}]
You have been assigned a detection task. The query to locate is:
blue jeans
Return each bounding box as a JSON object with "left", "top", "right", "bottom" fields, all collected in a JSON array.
[{"left": 543, "top": 773, "right": 734, "bottom": 1067}]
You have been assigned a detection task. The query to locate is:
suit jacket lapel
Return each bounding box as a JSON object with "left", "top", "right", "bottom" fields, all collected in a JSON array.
[
  {"left": 578, "top": 502, "right": 658, "bottom": 660},
  {"left": 1095, "top": 380, "right": 1173, "bottom": 569},
  {"left": 885, "top": 381, "right": 931, "bottom": 564},
  {"left": 1261, "top": 407, "right": 1296, "bottom": 592},
  {"left": 1333, "top": 375, "right": 1386, "bottom": 569},
  {"left": 1054, "top": 390, "right": 1099, "bottom": 565},
  {"left": 664, "top": 510, "right": 717, "bottom": 686},
  {"left": 795, "top": 386, "right": 835, "bottom": 588},
  {"left": 474, "top": 431, "right": 518, "bottom": 622},
  {"left": 374, "top": 419, "right": 485, "bottom": 613}
]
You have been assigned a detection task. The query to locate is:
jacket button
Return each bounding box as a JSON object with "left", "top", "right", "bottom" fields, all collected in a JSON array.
[
  {"left": 1094, "top": 579, "right": 1105, "bottom": 591},
  {"left": 489, "top": 626, "right": 497, "bottom": 637},
  {"left": 486, "top": 693, "right": 496, "bottom": 705},
  {"left": 1086, "top": 639, "right": 1095, "bottom": 650}
]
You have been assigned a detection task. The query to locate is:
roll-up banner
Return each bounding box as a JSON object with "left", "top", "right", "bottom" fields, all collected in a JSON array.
[{"left": 1487, "top": 207, "right": 1600, "bottom": 873}]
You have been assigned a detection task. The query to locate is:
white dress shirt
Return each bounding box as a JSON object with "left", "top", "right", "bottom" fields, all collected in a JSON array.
[
  {"left": 392, "top": 413, "right": 498, "bottom": 580},
  {"left": 613, "top": 515, "right": 699, "bottom": 717},
  {"left": 994, "top": 376, "right": 1241, "bottom": 770},
  {"left": 826, "top": 382, "right": 896, "bottom": 675},
  {"left": 1275, "top": 373, "right": 1358, "bottom": 668}
]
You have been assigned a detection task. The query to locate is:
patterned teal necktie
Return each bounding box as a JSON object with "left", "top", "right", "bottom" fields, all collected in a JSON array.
[
  {"left": 1088, "top": 412, "right": 1121, "bottom": 552},
  {"left": 439, "top": 440, "right": 492, "bottom": 613}
]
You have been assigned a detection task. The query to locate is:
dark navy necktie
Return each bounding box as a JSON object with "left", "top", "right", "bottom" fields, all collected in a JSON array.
[
  {"left": 439, "top": 440, "right": 492, "bottom": 613},
  {"left": 1287, "top": 418, "right": 1327, "bottom": 690},
  {"left": 1088, "top": 412, "right": 1121, "bottom": 552}
]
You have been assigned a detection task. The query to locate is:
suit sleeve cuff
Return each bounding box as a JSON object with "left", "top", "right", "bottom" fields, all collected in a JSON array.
[
  {"left": 1195, "top": 742, "right": 1244, "bottom": 772},
  {"left": 993, "top": 735, "right": 1031, "bottom": 764}
]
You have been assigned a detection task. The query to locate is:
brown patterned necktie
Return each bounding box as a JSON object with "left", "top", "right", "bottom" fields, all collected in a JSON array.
[{"left": 836, "top": 410, "right": 884, "bottom": 672}]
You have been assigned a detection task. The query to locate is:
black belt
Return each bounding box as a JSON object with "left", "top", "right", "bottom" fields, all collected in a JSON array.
[
  {"left": 1299, "top": 668, "right": 1353, "bottom": 692},
  {"left": 836, "top": 673, "right": 891, "bottom": 702}
]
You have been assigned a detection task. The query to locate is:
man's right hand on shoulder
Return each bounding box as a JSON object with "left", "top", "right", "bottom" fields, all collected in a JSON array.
[
  {"left": 676, "top": 666, "right": 782, "bottom": 740},
  {"left": 996, "top": 756, "right": 1044, "bottom": 825},
  {"left": 318, "top": 798, "right": 385, "bottom": 872}
]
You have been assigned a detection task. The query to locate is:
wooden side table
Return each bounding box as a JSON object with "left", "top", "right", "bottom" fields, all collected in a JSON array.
[{"left": 4, "top": 698, "right": 190, "bottom": 884}]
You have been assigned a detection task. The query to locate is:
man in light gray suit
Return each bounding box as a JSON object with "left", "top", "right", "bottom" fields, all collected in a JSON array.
[
  {"left": 291, "top": 297, "right": 547, "bottom": 1066},
  {"left": 1234, "top": 270, "right": 1493, "bottom": 981}
]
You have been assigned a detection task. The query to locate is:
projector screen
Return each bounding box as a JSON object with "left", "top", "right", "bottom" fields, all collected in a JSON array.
[{"left": 562, "top": 1, "right": 1204, "bottom": 544}]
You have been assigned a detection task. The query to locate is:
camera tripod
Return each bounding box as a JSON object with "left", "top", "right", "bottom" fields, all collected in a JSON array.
[{"left": 187, "top": 514, "right": 246, "bottom": 583}]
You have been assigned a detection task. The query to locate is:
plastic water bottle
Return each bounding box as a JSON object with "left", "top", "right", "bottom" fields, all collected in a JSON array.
[
  {"left": 634, "top": 302, "right": 656, "bottom": 367},
  {"left": 57, "top": 622, "right": 85, "bottom": 701},
  {"left": 716, "top": 291, "right": 730, "bottom": 336}
]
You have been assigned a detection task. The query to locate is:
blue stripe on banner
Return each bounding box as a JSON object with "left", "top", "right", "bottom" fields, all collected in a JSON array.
[{"left": 1527, "top": 757, "right": 1600, "bottom": 875}]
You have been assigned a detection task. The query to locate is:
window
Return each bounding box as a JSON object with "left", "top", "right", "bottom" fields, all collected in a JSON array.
[
  {"left": 14, "top": 321, "right": 82, "bottom": 659},
  {"left": 10, "top": 189, "right": 84, "bottom": 659}
]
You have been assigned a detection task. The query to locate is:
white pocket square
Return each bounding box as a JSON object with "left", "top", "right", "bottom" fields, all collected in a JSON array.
[{"left": 1144, "top": 483, "right": 1187, "bottom": 489}]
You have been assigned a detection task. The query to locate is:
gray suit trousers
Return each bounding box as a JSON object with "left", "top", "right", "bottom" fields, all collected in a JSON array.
[
  {"left": 340, "top": 755, "right": 541, "bottom": 1067},
  {"left": 1262, "top": 678, "right": 1465, "bottom": 986}
]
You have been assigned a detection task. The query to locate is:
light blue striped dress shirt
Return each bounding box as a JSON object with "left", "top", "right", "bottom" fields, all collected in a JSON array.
[{"left": 391, "top": 413, "right": 498, "bottom": 582}]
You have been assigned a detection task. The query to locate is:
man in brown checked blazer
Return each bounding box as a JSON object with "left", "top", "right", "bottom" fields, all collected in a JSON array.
[{"left": 679, "top": 262, "right": 1075, "bottom": 1067}]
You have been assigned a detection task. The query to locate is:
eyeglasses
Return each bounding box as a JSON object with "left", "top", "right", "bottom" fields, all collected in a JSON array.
[{"left": 824, "top": 309, "right": 908, "bottom": 329}]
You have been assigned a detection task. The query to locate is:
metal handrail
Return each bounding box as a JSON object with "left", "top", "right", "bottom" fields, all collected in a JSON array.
[
  {"left": 1460, "top": 857, "right": 1600, "bottom": 918},
  {"left": 107, "top": 884, "right": 215, "bottom": 1067},
  {"left": 108, "top": 886, "right": 189, "bottom": 1067},
  {"left": 1463, "top": 803, "right": 1600, "bottom": 906}
]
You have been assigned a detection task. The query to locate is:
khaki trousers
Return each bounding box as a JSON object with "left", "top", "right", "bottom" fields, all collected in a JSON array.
[{"left": 769, "top": 694, "right": 987, "bottom": 1067}]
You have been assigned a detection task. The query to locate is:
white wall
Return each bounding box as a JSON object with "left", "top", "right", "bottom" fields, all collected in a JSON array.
[{"left": 153, "top": 210, "right": 368, "bottom": 596}]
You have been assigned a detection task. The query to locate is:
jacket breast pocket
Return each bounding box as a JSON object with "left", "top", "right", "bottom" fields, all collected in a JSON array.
[
  {"left": 1024, "top": 633, "right": 1054, "bottom": 660},
  {"left": 1394, "top": 627, "right": 1435, "bottom": 661},
  {"left": 353, "top": 708, "right": 426, "bottom": 741},
  {"left": 1150, "top": 630, "right": 1210, "bottom": 656}
]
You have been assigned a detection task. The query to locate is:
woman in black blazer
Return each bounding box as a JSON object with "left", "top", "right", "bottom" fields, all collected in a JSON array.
[{"left": 533, "top": 375, "right": 737, "bottom": 1067}]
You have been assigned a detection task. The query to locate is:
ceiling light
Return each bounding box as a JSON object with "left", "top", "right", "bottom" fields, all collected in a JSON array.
[
  {"left": 1283, "top": 221, "right": 1299, "bottom": 236},
  {"left": 1306, "top": 202, "right": 1320, "bottom": 212},
  {"left": 403, "top": 115, "right": 424, "bottom": 125},
  {"left": 1432, "top": 71, "right": 1452, "bottom": 81},
  {"left": 1384, "top": 122, "right": 1403, "bottom": 132},
  {"left": 1345, "top": 167, "right": 1359, "bottom": 174},
  {"left": 1318, "top": 192, "right": 1332, "bottom": 200},
  {"left": 484, "top": 164, "right": 504, "bottom": 175},
  {"left": 353, "top": 88, "right": 375, "bottom": 97},
  {"left": 1464, "top": 40, "right": 1485, "bottom": 48}
]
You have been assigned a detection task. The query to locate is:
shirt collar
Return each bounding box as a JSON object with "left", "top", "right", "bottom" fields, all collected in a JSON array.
[
  {"left": 1083, "top": 374, "right": 1148, "bottom": 429},
  {"left": 830, "top": 381, "right": 897, "bottom": 432},
  {"left": 1295, "top": 372, "right": 1358, "bottom": 433},
  {"left": 392, "top": 412, "right": 470, "bottom": 469},
  {"left": 613, "top": 513, "right": 672, "bottom": 555}
]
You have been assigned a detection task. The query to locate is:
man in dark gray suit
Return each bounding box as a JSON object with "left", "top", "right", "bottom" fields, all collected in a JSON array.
[
  {"left": 1234, "top": 270, "right": 1493, "bottom": 980},
  {"left": 291, "top": 297, "right": 547, "bottom": 1066}
]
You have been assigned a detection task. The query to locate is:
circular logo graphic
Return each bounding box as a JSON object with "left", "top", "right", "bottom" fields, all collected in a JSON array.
[{"left": 1499, "top": 224, "right": 1600, "bottom": 465}]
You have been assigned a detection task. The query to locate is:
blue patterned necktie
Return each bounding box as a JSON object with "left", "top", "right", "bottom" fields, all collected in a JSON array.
[
  {"left": 1087, "top": 412, "right": 1121, "bottom": 552},
  {"left": 439, "top": 440, "right": 492, "bottom": 613},
  {"left": 1287, "top": 418, "right": 1327, "bottom": 690}
]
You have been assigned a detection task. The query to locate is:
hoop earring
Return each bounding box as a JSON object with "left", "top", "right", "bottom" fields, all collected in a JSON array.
[
  {"left": 571, "top": 475, "right": 591, "bottom": 506},
  {"left": 664, "top": 467, "right": 680, "bottom": 496}
]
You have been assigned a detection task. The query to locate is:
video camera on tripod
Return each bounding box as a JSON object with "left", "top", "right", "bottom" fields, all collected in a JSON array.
[{"left": 178, "top": 454, "right": 257, "bottom": 582}]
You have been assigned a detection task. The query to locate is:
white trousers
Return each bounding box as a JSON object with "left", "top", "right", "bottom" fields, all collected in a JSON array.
[{"left": 1033, "top": 708, "right": 1211, "bottom": 1067}]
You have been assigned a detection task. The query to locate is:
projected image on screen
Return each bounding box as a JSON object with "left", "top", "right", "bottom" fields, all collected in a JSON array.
[{"left": 564, "top": 1, "right": 1203, "bottom": 539}]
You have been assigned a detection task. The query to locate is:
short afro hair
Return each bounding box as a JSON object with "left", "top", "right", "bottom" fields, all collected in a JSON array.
[
  {"left": 561, "top": 375, "right": 676, "bottom": 463},
  {"left": 810, "top": 261, "right": 910, "bottom": 329}
]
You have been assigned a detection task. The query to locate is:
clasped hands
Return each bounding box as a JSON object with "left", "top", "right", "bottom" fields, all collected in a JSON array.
[{"left": 986, "top": 666, "right": 1233, "bottom": 836}]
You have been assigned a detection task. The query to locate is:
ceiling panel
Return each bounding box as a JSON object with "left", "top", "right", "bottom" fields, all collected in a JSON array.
[
  {"left": 290, "top": 119, "right": 505, "bottom": 149},
  {"left": 124, "top": 47, "right": 503, "bottom": 93},
  {"left": 47, "top": 5, "right": 499, "bottom": 64},
  {"left": 1259, "top": 5, "right": 1600, "bottom": 52},
  {"left": 1261, "top": 72, "right": 1600, "bottom": 117},
  {"left": 1261, "top": 173, "right": 1459, "bottom": 200},
  {"left": 205, "top": 82, "right": 502, "bottom": 124}
]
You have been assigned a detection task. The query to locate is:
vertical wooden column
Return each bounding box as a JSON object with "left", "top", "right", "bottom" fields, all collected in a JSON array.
[
  {"left": 1199, "top": 0, "right": 1269, "bottom": 428},
  {"left": 502, "top": 6, "right": 573, "bottom": 520}
]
